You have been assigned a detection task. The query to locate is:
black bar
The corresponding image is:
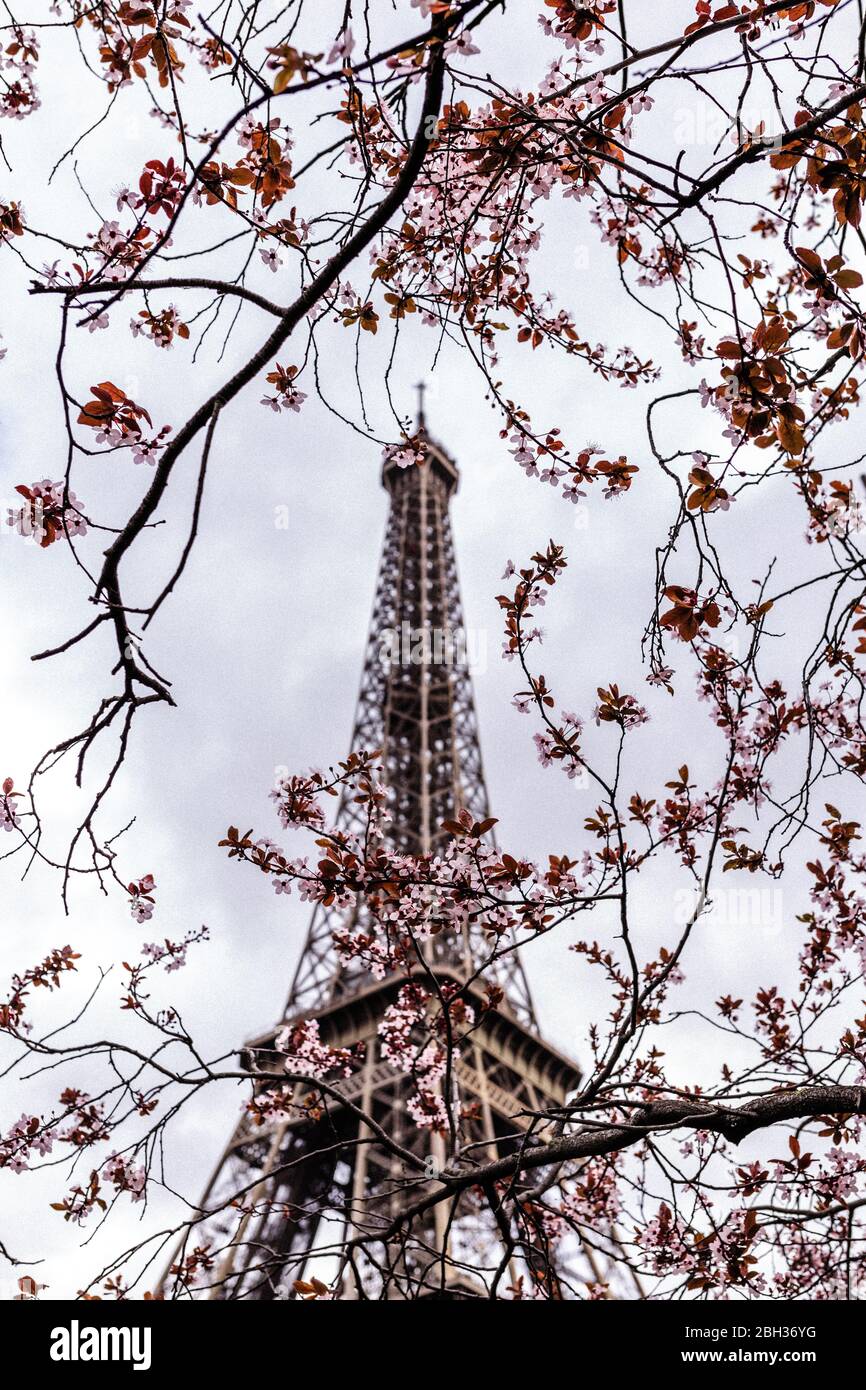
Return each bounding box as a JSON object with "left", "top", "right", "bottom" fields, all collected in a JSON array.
[{"left": 4, "top": 1295, "right": 857, "bottom": 1378}]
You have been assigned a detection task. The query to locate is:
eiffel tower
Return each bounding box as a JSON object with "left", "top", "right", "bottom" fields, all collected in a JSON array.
[{"left": 181, "top": 392, "right": 624, "bottom": 1300}]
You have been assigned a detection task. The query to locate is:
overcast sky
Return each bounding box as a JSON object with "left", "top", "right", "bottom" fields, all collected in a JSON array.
[{"left": 0, "top": 1, "right": 856, "bottom": 1297}]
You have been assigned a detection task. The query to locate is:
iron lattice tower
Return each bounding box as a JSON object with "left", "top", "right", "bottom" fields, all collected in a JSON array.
[{"left": 184, "top": 403, "right": 623, "bottom": 1300}]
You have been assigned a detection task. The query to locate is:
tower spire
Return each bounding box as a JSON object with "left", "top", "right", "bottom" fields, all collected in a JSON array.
[
  {"left": 415, "top": 379, "right": 426, "bottom": 429},
  {"left": 291, "top": 407, "right": 521, "bottom": 1012}
]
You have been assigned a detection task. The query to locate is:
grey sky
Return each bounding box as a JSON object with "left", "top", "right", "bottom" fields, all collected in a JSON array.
[{"left": 0, "top": 0, "right": 857, "bottom": 1295}]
